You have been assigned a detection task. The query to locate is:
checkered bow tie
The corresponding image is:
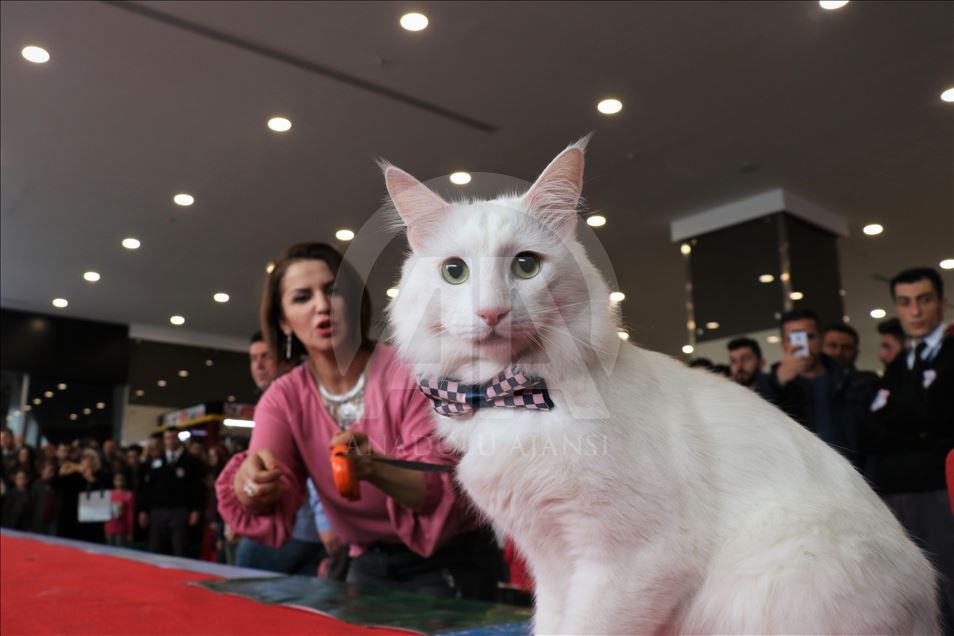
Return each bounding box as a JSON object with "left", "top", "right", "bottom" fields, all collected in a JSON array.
[{"left": 417, "top": 366, "right": 555, "bottom": 417}]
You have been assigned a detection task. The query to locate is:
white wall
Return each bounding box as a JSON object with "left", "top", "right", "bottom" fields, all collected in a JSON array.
[{"left": 122, "top": 404, "right": 168, "bottom": 445}]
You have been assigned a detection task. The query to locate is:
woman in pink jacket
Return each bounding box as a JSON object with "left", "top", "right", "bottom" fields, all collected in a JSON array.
[{"left": 216, "top": 242, "right": 496, "bottom": 599}]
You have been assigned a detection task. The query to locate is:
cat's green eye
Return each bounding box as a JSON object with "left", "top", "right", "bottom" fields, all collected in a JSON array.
[
  {"left": 512, "top": 252, "right": 541, "bottom": 279},
  {"left": 441, "top": 258, "right": 469, "bottom": 285}
]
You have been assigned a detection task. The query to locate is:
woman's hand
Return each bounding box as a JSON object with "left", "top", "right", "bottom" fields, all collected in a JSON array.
[
  {"left": 233, "top": 449, "right": 286, "bottom": 511},
  {"left": 328, "top": 431, "right": 426, "bottom": 510},
  {"left": 328, "top": 431, "right": 378, "bottom": 481}
]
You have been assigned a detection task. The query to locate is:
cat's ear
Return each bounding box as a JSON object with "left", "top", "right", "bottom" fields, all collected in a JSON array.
[
  {"left": 382, "top": 164, "right": 449, "bottom": 252},
  {"left": 521, "top": 136, "right": 589, "bottom": 238}
]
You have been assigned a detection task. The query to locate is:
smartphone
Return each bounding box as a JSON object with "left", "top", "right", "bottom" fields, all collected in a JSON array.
[{"left": 788, "top": 330, "right": 809, "bottom": 358}]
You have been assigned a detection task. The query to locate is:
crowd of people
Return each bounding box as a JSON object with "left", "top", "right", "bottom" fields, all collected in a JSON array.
[
  {"left": 696, "top": 266, "right": 953, "bottom": 624},
  {"left": 1, "top": 249, "right": 950, "bottom": 617},
  {"left": 0, "top": 424, "right": 243, "bottom": 562}
]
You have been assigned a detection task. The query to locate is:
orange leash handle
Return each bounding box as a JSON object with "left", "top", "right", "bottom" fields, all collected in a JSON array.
[{"left": 330, "top": 443, "right": 361, "bottom": 501}]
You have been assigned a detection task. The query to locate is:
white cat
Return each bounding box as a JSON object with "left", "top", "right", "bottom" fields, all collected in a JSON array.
[{"left": 382, "top": 139, "right": 939, "bottom": 634}]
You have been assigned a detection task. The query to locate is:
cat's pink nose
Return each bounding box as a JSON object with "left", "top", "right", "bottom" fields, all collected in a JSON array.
[{"left": 478, "top": 308, "right": 510, "bottom": 327}]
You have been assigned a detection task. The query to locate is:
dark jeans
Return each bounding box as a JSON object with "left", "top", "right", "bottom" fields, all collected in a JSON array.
[
  {"left": 236, "top": 537, "right": 326, "bottom": 575},
  {"left": 148, "top": 507, "right": 188, "bottom": 557},
  {"left": 346, "top": 527, "right": 500, "bottom": 601}
]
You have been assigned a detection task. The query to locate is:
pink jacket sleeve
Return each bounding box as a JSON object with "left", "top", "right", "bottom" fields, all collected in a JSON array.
[
  {"left": 384, "top": 374, "right": 473, "bottom": 558},
  {"left": 214, "top": 387, "right": 306, "bottom": 548}
]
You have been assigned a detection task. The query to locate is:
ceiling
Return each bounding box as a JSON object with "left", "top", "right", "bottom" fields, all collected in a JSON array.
[{"left": 2, "top": 0, "right": 952, "bottom": 373}]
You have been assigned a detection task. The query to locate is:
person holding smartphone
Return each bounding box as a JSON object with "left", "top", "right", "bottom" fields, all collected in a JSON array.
[{"left": 755, "top": 309, "right": 874, "bottom": 470}]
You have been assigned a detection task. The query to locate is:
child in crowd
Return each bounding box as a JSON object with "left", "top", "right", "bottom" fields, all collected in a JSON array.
[{"left": 104, "top": 472, "right": 135, "bottom": 547}]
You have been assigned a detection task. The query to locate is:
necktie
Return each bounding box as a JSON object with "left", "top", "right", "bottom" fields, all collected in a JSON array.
[{"left": 912, "top": 341, "right": 927, "bottom": 375}]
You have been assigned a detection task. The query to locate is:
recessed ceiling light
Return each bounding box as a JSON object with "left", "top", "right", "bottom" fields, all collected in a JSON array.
[
  {"left": 680, "top": 243, "right": 691, "bottom": 255},
  {"left": 681, "top": 344, "right": 694, "bottom": 354},
  {"left": 758, "top": 274, "right": 775, "bottom": 283},
  {"left": 21, "top": 45, "right": 50, "bottom": 64},
  {"left": 790, "top": 291, "right": 804, "bottom": 300},
  {"left": 336, "top": 229, "right": 355, "bottom": 241},
  {"left": 69, "top": 413, "right": 77, "bottom": 421},
  {"left": 169, "top": 315, "right": 185, "bottom": 326},
  {"left": 942, "top": 88, "right": 954, "bottom": 103},
  {"left": 213, "top": 292, "right": 230, "bottom": 303},
  {"left": 157, "top": 380, "right": 167, "bottom": 387},
  {"left": 705, "top": 321, "right": 720, "bottom": 329},
  {"left": 57, "top": 383, "right": 67, "bottom": 390},
  {"left": 870, "top": 308, "right": 887, "bottom": 319},
  {"left": 178, "top": 369, "right": 189, "bottom": 378},
  {"left": 267, "top": 117, "right": 292, "bottom": 132},
  {"left": 82, "top": 408, "right": 92, "bottom": 415},
  {"left": 618, "top": 331, "right": 630, "bottom": 341},
  {"left": 862, "top": 223, "right": 883, "bottom": 236},
  {"left": 23, "top": 405, "right": 31, "bottom": 412},
  {"left": 940, "top": 258, "right": 954, "bottom": 270},
  {"left": 687, "top": 320, "right": 696, "bottom": 330},
  {"left": 83, "top": 271, "right": 101, "bottom": 282},
  {"left": 819, "top": 0, "right": 849, "bottom": 9},
  {"left": 173, "top": 193, "right": 194, "bottom": 206},
  {"left": 205, "top": 359, "right": 214, "bottom": 367},
  {"left": 227, "top": 395, "right": 236, "bottom": 402},
  {"left": 135, "top": 389, "right": 145, "bottom": 397},
  {"left": 597, "top": 98, "right": 623, "bottom": 115},
  {"left": 122, "top": 238, "right": 141, "bottom": 250},
  {"left": 586, "top": 215, "right": 607, "bottom": 227},
  {"left": 52, "top": 298, "right": 68, "bottom": 308},
  {"left": 33, "top": 398, "right": 42, "bottom": 405},
  {"left": 767, "top": 335, "right": 781, "bottom": 344},
  {"left": 609, "top": 291, "right": 626, "bottom": 303},
  {"left": 96, "top": 402, "right": 105, "bottom": 409},
  {"left": 266, "top": 262, "right": 275, "bottom": 273},
  {"left": 780, "top": 272, "right": 791, "bottom": 282},
  {"left": 44, "top": 391, "right": 54, "bottom": 398},
  {"left": 386, "top": 287, "right": 399, "bottom": 299},
  {"left": 449, "top": 172, "right": 471, "bottom": 185},
  {"left": 400, "top": 12, "right": 428, "bottom": 31}
]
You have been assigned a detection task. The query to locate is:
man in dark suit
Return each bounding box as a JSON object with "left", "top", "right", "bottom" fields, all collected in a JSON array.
[
  {"left": 865, "top": 267, "right": 953, "bottom": 629},
  {"left": 139, "top": 429, "right": 203, "bottom": 557}
]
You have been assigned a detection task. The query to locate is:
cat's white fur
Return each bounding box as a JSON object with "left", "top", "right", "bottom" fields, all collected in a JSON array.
[{"left": 383, "top": 140, "right": 939, "bottom": 634}]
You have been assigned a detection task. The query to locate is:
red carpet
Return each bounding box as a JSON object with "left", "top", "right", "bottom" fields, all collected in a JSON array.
[{"left": 0, "top": 535, "right": 413, "bottom": 635}]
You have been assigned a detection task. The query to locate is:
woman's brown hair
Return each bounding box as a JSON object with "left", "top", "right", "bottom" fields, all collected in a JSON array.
[{"left": 260, "top": 242, "right": 373, "bottom": 365}]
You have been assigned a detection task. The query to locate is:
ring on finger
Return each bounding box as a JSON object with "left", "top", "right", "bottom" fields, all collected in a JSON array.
[{"left": 243, "top": 481, "right": 257, "bottom": 498}]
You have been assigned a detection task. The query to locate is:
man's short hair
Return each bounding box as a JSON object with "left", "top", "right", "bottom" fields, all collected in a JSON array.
[
  {"left": 712, "top": 364, "right": 731, "bottom": 378},
  {"left": 822, "top": 322, "right": 859, "bottom": 346},
  {"left": 727, "top": 337, "right": 762, "bottom": 360},
  {"left": 877, "top": 317, "right": 904, "bottom": 341},
  {"left": 779, "top": 308, "right": 821, "bottom": 331},
  {"left": 688, "top": 357, "right": 714, "bottom": 370},
  {"left": 890, "top": 267, "right": 944, "bottom": 300},
  {"left": 250, "top": 330, "right": 265, "bottom": 345}
]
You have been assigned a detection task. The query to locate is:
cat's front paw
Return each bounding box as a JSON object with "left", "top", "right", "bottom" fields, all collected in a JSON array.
[{"left": 532, "top": 612, "right": 560, "bottom": 636}]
